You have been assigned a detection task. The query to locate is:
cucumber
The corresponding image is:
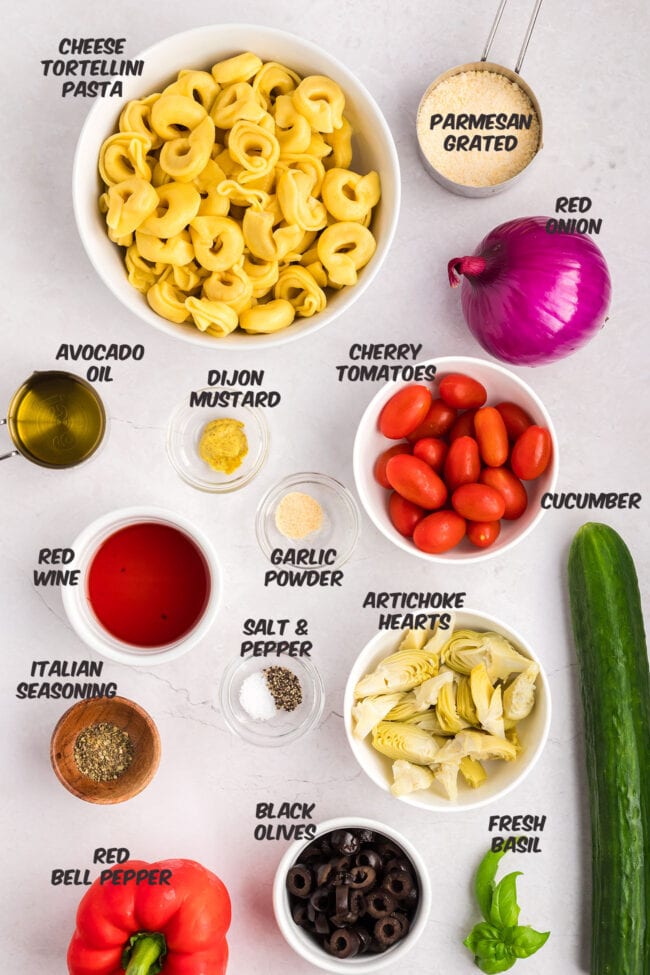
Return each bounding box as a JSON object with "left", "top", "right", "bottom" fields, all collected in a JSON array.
[{"left": 568, "top": 523, "right": 650, "bottom": 975}]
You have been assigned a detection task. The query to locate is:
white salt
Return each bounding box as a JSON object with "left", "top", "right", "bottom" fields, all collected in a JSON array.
[{"left": 239, "top": 671, "right": 277, "bottom": 721}]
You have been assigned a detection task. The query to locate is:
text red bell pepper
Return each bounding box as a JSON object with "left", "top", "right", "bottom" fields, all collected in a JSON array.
[{"left": 67, "top": 859, "right": 231, "bottom": 975}]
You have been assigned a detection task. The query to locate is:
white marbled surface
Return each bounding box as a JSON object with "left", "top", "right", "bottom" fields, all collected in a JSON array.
[{"left": 2, "top": 1, "right": 649, "bottom": 973}]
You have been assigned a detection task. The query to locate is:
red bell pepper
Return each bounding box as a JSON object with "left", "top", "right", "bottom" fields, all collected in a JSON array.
[{"left": 67, "top": 859, "right": 231, "bottom": 975}]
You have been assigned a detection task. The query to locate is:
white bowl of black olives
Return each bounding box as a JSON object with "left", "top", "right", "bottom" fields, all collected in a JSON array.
[{"left": 272, "top": 817, "right": 431, "bottom": 972}]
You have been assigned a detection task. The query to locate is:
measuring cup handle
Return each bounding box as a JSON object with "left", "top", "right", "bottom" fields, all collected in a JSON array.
[
  {"left": 0, "top": 419, "right": 19, "bottom": 461},
  {"left": 481, "top": 0, "right": 544, "bottom": 74}
]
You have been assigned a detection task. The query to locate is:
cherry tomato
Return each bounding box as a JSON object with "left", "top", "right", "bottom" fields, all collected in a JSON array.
[
  {"left": 467, "top": 520, "right": 501, "bottom": 548},
  {"left": 385, "top": 455, "right": 448, "bottom": 509},
  {"left": 510, "top": 426, "right": 553, "bottom": 480},
  {"left": 388, "top": 492, "right": 425, "bottom": 537},
  {"left": 451, "top": 483, "right": 506, "bottom": 521},
  {"left": 474, "top": 406, "right": 509, "bottom": 467},
  {"left": 496, "top": 401, "right": 533, "bottom": 441},
  {"left": 448, "top": 408, "right": 477, "bottom": 442},
  {"left": 480, "top": 467, "right": 528, "bottom": 520},
  {"left": 373, "top": 443, "right": 412, "bottom": 489},
  {"left": 379, "top": 385, "right": 432, "bottom": 439},
  {"left": 443, "top": 436, "right": 480, "bottom": 492},
  {"left": 413, "top": 510, "right": 466, "bottom": 554},
  {"left": 439, "top": 373, "right": 487, "bottom": 410},
  {"left": 412, "top": 437, "right": 448, "bottom": 472},
  {"left": 406, "top": 398, "right": 456, "bottom": 441}
]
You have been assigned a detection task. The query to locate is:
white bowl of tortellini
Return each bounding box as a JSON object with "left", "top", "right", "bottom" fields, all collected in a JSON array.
[
  {"left": 344, "top": 611, "right": 551, "bottom": 812},
  {"left": 73, "top": 24, "right": 401, "bottom": 347}
]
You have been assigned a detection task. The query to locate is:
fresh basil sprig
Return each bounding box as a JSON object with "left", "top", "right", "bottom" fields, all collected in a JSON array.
[{"left": 464, "top": 848, "right": 550, "bottom": 972}]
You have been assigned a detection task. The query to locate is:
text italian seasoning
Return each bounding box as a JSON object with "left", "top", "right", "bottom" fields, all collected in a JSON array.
[{"left": 417, "top": 70, "right": 540, "bottom": 187}]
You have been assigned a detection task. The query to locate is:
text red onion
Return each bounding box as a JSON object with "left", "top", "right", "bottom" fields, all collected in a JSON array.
[{"left": 448, "top": 216, "right": 612, "bottom": 366}]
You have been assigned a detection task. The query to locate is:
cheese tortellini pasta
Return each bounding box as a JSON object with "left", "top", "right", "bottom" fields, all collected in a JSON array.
[{"left": 98, "top": 52, "right": 381, "bottom": 337}]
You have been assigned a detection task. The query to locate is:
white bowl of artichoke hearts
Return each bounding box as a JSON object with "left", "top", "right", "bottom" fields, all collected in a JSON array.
[
  {"left": 73, "top": 25, "right": 400, "bottom": 348},
  {"left": 344, "top": 611, "right": 550, "bottom": 811}
]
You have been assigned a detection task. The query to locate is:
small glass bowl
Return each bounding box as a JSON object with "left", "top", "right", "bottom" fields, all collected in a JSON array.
[
  {"left": 220, "top": 656, "right": 325, "bottom": 747},
  {"left": 166, "top": 390, "right": 269, "bottom": 492},
  {"left": 255, "top": 472, "right": 360, "bottom": 569}
]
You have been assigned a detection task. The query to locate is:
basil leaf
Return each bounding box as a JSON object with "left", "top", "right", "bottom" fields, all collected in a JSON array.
[
  {"left": 475, "top": 847, "right": 507, "bottom": 920},
  {"left": 507, "top": 925, "right": 550, "bottom": 959},
  {"left": 464, "top": 922, "right": 502, "bottom": 955},
  {"left": 489, "top": 871, "right": 522, "bottom": 928},
  {"left": 478, "top": 956, "right": 516, "bottom": 974}
]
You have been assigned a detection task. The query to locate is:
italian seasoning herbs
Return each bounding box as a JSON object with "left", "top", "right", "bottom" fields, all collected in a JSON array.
[
  {"left": 239, "top": 666, "right": 303, "bottom": 722},
  {"left": 73, "top": 722, "right": 134, "bottom": 782}
]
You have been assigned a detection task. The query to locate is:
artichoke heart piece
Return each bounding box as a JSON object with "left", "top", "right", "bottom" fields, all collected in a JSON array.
[
  {"left": 470, "top": 663, "right": 505, "bottom": 738},
  {"left": 385, "top": 692, "right": 423, "bottom": 722},
  {"left": 372, "top": 720, "right": 440, "bottom": 766},
  {"left": 436, "top": 681, "right": 470, "bottom": 734},
  {"left": 442, "top": 629, "right": 531, "bottom": 682},
  {"left": 459, "top": 756, "right": 487, "bottom": 789},
  {"left": 434, "top": 730, "right": 517, "bottom": 764},
  {"left": 404, "top": 711, "right": 452, "bottom": 736},
  {"left": 456, "top": 675, "right": 479, "bottom": 725},
  {"left": 503, "top": 662, "right": 540, "bottom": 721},
  {"left": 399, "top": 627, "right": 434, "bottom": 650},
  {"left": 413, "top": 668, "right": 455, "bottom": 710},
  {"left": 354, "top": 648, "right": 439, "bottom": 699},
  {"left": 352, "top": 692, "right": 403, "bottom": 740},
  {"left": 391, "top": 759, "right": 434, "bottom": 797},
  {"left": 430, "top": 761, "right": 460, "bottom": 801}
]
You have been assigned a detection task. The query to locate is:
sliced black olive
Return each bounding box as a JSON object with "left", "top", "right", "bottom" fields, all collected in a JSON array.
[
  {"left": 315, "top": 861, "right": 333, "bottom": 887},
  {"left": 383, "top": 869, "right": 415, "bottom": 900},
  {"left": 328, "top": 928, "right": 361, "bottom": 958},
  {"left": 356, "top": 848, "right": 383, "bottom": 872},
  {"left": 335, "top": 885, "right": 350, "bottom": 916},
  {"left": 392, "top": 911, "right": 410, "bottom": 936},
  {"left": 374, "top": 915, "right": 403, "bottom": 946},
  {"left": 349, "top": 890, "right": 366, "bottom": 916},
  {"left": 314, "top": 912, "right": 330, "bottom": 935},
  {"left": 348, "top": 865, "right": 377, "bottom": 889},
  {"left": 291, "top": 903, "right": 310, "bottom": 927},
  {"left": 298, "top": 843, "right": 322, "bottom": 863},
  {"left": 377, "top": 840, "right": 401, "bottom": 861},
  {"left": 309, "top": 885, "right": 332, "bottom": 914},
  {"left": 384, "top": 856, "right": 412, "bottom": 874},
  {"left": 286, "top": 865, "right": 313, "bottom": 899},
  {"left": 330, "top": 829, "right": 360, "bottom": 855},
  {"left": 404, "top": 885, "right": 419, "bottom": 910},
  {"left": 356, "top": 926, "right": 373, "bottom": 953},
  {"left": 365, "top": 889, "right": 397, "bottom": 918}
]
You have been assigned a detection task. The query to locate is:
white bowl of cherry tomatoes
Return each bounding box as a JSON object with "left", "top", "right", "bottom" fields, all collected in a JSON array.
[{"left": 353, "top": 357, "right": 558, "bottom": 562}]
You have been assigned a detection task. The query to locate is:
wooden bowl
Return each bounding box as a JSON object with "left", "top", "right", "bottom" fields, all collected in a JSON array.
[{"left": 50, "top": 696, "right": 161, "bottom": 804}]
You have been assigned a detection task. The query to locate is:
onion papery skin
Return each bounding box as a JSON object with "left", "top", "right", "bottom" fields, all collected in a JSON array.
[{"left": 449, "top": 216, "right": 612, "bottom": 366}]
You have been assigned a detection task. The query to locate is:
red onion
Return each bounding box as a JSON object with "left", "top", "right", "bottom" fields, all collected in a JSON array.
[{"left": 448, "top": 216, "right": 612, "bottom": 365}]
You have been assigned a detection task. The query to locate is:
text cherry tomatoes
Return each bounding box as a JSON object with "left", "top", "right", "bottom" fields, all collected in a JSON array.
[
  {"left": 451, "top": 483, "right": 506, "bottom": 521},
  {"left": 388, "top": 492, "right": 425, "bottom": 537},
  {"left": 448, "top": 408, "right": 477, "bottom": 442},
  {"left": 412, "top": 437, "right": 448, "bottom": 472},
  {"left": 379, "top": 385, "right": 432, "bottom": 439},
  {"left": 480, "top": 467, "right": 528, "bottom": 520},
  {"left": 373, "top": 443, "right": 411, "bottom": 489},
  {"left": 439, "top": 373, "right": 487, "bottom": 410},
  {"left": 495, "top": 401, "right": 533, "bottom": 441},
  {"left": 406, "top": 398, "right": 456, "bottom": 441},
  {"left": 474, "top": 406, "right": 509, "bottom": 467},
  {"left": 467, "top": 520, "right": 501, "bottom": 549},
  {"left": 413, "top": 510, "right": 466, "bottom": 554},
  {"left": 510, "top": 426, "right": 553, "bottom": 480},
  {"left": 443, "top": 436, "right": 480, "bottom": 492},
  {"left": 385, "top": 455, "right": 448, "bottom": 509}
]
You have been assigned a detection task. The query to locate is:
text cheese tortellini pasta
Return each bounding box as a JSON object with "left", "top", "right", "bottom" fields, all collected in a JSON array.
[{"left": 97, "top": 51, "right": 382, "bottom": 337}]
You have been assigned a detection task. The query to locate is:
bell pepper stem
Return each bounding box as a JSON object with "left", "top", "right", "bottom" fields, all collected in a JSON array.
[{"left": 124, "top": 934, "right": 166, "bottom": 975}]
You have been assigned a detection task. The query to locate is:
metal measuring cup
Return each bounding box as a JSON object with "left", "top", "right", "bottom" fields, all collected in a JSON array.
[
  {"left": 416, "top": 0, "right": 544, "bottom": 197},
  {"left": 1, "top": 370, "right": 107, "bottom": 467}
]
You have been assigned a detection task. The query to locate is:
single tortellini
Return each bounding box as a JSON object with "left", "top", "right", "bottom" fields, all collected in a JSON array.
[
  {"left": 99, "top": 132, "right": 152, "bottom": 186},
  {"left": 317, "top": 221, "right": 376, "bottom": 286},
  {"left": 190, "top": 215, "right": 244, "bottom": 271},
  {"left": 274, "top": 266, "right": 326, "bottom": 318},
  {"left": 98, "top": 52, "right": 381, "bottom": 337},
  {"left": 185, "top": 296, "right": 239, "bottom": 335},
  {"left": 139, "top": 182, "right": 201, "bottom": 238},
  {"left": 322, "top": 168, "right": 381, "bottom": 222},
  {"left": 105, "top": 178, "right": 158, "bottom": 237},
  {"left": 293, "top": 75, "right": 345, "bottom": 132},
  {"left": 239, "top": 299, "right": 295, "bottom": 333}
]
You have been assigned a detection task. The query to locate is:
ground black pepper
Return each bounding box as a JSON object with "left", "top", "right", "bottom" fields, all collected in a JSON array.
[
  {"left": 73, "top": 721, "right": 134, "bottom": 781},
  {"left": 264, "top": 666, "right": 303, "bottom": 713}
]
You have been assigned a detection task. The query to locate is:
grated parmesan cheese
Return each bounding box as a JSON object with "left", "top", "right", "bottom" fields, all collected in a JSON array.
[{"left": 417, "top": 70, "right": 540, "bottom": 187}]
